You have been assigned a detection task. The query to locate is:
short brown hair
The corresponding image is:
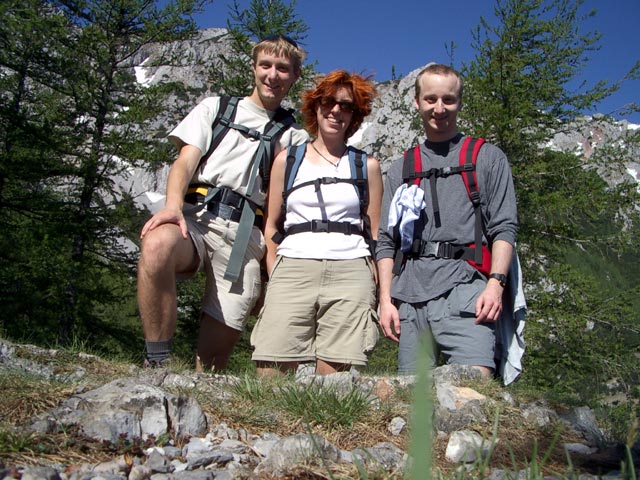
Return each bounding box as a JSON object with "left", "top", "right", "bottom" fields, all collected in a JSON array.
[
  {"left": 301, "top": 70, "right": 377, "bottom": 139},
  {"left": 252, "top": 35, "right": 306, "bottom": 74},
  {"left": 414, "top": 63, "right": 463, "bottom": 102}
]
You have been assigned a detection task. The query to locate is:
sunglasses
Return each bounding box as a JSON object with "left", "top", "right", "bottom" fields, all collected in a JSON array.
[
  {"left": 261, "top": 34, "right": 299, "bottom": 49},
  {"left": 319, "top": 96, "right": 356, "bottom": 113}
]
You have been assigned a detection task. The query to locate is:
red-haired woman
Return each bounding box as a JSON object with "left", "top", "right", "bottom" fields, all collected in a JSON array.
[{"left": 251, "top": 70, "right": 382, "bottom": 376}]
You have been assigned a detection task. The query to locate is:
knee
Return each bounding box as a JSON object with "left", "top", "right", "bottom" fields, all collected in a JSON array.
[
  {"left": 471, "top": 365, "right": 494, "bottom": 378},
  {"left": 139, "top": 228, "right": 178, "bottom": 272}
]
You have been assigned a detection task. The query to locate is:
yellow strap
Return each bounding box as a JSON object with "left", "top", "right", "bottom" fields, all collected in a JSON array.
[
  {"left": 186, "top": 185, "right": 263, "bottom": 217},
  {"left": 186, "top": 186, "right": 209, "bottom": 196}
]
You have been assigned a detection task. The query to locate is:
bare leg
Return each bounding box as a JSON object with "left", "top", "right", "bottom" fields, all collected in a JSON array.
[
  {"left": 315, "top": 359, "right": 351, "bottom": 375},
  {"left": 137, "top": 224, "right": 198, "bottom": 342},
  {"left": 196, "top": 313, "right": 242, "bottom": 371},
  {"left": 471, "top": 365, "right": 494, "bottom": 378},
  {"left": 255, "top": 361, "right": 299, "bottom": 377}
]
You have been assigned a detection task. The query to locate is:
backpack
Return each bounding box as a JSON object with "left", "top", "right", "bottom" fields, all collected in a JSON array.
[
  {"left": 272, "top": 143, "right": 374, "bottom": 253},
  {"left": 198, "top": 95, "right": 297, "bottom": 193},
  {"left": 393, "top": 136, "right": 491, "bottom": 276},
  {"left": 189, "top": 96, "right": 296, "bottom": 283}
]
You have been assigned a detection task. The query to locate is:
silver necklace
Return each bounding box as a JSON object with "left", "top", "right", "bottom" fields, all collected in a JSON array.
[{"left": 310, "top": 142, "right": 346, "bottom": 168}]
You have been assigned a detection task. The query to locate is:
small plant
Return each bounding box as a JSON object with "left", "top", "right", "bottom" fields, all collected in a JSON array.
[
  {"left": 0, "top": 430, "right": 38, "bottom": 453},
  {"left": 229, "top": 374, "right": 272, "bottom": 403},
  {"left": 276, "top": 380, "right": 373, "bottom": 429}
]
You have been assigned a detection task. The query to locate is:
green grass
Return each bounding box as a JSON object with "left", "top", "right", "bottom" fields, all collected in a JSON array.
[
  {"left": 226, "top": 374, "right": 374, "bottom": 430},
  {"left": 276, "top": 380, "right": 374, "bottom": 429},
  {"left": 2, "top": 337, "right": 638, "bottom": 479}
]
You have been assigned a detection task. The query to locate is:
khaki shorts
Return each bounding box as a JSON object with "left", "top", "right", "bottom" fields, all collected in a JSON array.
[
  {"left": 250, "top": 256, "right": 379, "bottom": 366},
  {"left": 182, "top": 210, "right": 265, "bottom": 331}
]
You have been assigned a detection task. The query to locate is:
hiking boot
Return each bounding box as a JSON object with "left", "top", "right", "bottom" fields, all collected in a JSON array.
[{"left": 142, "top": 357, "right": 170, "bottom": 369}]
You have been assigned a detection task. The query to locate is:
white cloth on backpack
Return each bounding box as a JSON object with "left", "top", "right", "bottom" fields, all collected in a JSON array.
[
  {"left": 497, "top": 250, "right": 527, "bottom": 385},
  {"left": 387, "top": 184, "right": 427, "bottom": 253}
]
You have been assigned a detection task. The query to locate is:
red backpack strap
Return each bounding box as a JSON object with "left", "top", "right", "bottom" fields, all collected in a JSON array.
[
  {"left": 402, "top": 145, "right": 422, "bottom": 186},
  {"left": 459, "top": 137, "right": 486, "bottom": 267},
  {"left": 459, "top": 137, "right": 485, "bottom": 203}
]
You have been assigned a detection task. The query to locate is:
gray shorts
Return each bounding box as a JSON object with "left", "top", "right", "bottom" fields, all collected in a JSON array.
[
  {"left": 397, "top": 275, "right": 495, "bottom": 373},
  {"left": 250, "top": 256, "right": 379, "bottom": 366},
  {"left": 182, "top": 210, "right": 265, "bottom": 331}
]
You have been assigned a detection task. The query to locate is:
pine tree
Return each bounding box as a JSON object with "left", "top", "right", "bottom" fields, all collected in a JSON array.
[
  {"left": 0, "top": 0, "right": 205, "bottom": 348},
  {"left": 459, "top": 0, "right": 640, "bottom": 408},
  {"left": 209, "top": 0, "right": 312, "bottom": 100}
]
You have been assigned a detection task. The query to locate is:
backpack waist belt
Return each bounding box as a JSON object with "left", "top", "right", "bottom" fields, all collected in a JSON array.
[
  {"left": 408, "top": 240, "right": 479, "bottom": 261},
  {"left": 285, "top": 220, "right": 362, "bottom": 236},
  {"left": 185, "top": 185, "right": 263, "bottom": 228}
]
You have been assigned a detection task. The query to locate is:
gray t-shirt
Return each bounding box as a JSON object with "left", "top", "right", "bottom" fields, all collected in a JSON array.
[{"left": 376, "top": 134, "right": 517, "bottom": 303}]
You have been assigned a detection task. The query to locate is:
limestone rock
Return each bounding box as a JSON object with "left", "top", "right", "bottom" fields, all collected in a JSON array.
[
  {"left": 445, "top": 430, "right": 493, "bottom": 463},
  {"left": 255, "top": 433, "right": 341, "bottom": 477},
  {"left": 30, "top": 377, "right": 206, "bottom": 443}
]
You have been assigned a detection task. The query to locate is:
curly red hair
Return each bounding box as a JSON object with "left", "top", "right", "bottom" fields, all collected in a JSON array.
[{"left": 301, "top": 70, "right": 377, "bottom": 139}]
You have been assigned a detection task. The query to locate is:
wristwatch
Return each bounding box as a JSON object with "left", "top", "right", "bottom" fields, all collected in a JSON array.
[{"left": 488, "top": 273, "right": 507, "bottom": 288}]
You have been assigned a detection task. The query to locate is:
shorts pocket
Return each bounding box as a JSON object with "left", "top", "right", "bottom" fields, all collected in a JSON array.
[
  {"left": 363, "top": 309, "right": 380, "bottom": 353},
  {"left": 451, "top": 281, "right": 483, "bottom": 317},
  {"left": 269, "top": 255, "right": 285, "bottom": 278},
  {"left": 249, "top": 314, "right": 262, "bottom": 348},
  {"left": 363, "top": 256, "right": 375, "bottom": 279}
]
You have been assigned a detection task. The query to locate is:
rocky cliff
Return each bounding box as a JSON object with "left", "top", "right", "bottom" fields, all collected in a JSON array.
[{"left": 124, "top": 28, "right": 638, "bottom": 214}]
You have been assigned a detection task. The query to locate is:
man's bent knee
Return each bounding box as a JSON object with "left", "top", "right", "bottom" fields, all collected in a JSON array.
[
  {"left": 140, "top": 225, "right": 198, "bottom": 275},
  {"left": 471, "top": 365, "right": 494, "bottom": 378}
]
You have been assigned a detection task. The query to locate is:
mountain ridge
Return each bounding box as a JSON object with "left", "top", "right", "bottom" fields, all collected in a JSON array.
[{"left": 128, "top": 27, "right": 639, "bottom": 212}]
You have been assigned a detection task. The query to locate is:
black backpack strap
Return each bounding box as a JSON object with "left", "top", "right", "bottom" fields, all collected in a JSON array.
[
  {"left": 347, "top": 146, "right": 374, "bottom": 254},
  {"left": 260, "top": 107, "right": 296, "bottom": 189},
  {"left": 347, "top": 146, "right": 368, "bottom": 210},
  {"left": 272, "top": 144, "right": 307, "bottom": 244},
  {"left": 197, "top": 96, "right": 238, "bottom": 171},
  {"left": 401, "top": 145, "right": 443, "bottom": 226},
  {"left": 282, "top": 144, "right": 362, "bottom": 205},
  {"left": 282, "top": 143, "right": 307, "bottom": 202},
  {"left": 274, "top": 144, "right": 372, "bottom": 246}
]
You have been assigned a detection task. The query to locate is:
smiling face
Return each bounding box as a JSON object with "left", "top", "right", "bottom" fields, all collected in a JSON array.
[
  {"left": 249, "top": 50, "right": 300, "bottom": 111},
  {"left": 414, "top": 72, "right": 462, "bottom": 142},
  {"left": 315, "top": 85, "right": 354, "bottom": 141}
]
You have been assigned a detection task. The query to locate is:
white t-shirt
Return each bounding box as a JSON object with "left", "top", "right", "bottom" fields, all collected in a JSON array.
[
  {"left": 169, "top": 97, "right": 309, "bottom": 207},
  {"left": 277, "top": 151, "right": 370, "bottom": 260}
]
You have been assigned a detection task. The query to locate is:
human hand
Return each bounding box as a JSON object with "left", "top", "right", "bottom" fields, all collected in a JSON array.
[
  {"left": 140, "top": 206, "right": 188, "bottom": 240},
  {"left": 474, "top": 282, "right": 503, "bottom": 324},
  {"left": 379, "top": 301, "right": 401, "bottom": 343}
]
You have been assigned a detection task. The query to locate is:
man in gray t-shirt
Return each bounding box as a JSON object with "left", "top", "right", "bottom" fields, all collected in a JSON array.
[{"left": 376, "top": 64, "right": 517, "bottom": 377}]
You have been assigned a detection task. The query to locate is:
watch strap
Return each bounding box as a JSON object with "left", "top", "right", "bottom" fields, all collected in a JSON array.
[{"left": 489, "top": 273, "right": 507, "bottom": 288}]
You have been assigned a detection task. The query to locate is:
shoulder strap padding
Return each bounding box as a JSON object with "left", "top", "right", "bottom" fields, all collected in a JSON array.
[
  {"left": 284, "top": 143, "right": 307, "bottom": 193},
  {"left": 260, "top": 107, "right": 297, "bottom": 187},
  {"left": 347, "top": 146, "right": 369, "bottom": 211},
  {"left": 459, "top": 137, "right": 486, "bottom": 265},
  {"left": 195, "top": 96, "right": 238, "bottom": 173},
  {"left": 402, "top": 145, "right": 422, "bottom": 186},
  {"left": 459, "top": 136, "right": 485, "bottom": 206}
]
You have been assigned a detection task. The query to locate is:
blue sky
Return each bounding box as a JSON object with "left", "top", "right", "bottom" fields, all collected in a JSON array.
[{"left": 193, "top": 0, "right": 639, "bottom": 124}]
